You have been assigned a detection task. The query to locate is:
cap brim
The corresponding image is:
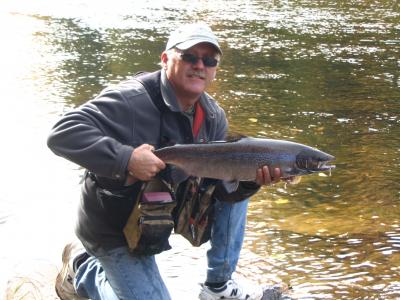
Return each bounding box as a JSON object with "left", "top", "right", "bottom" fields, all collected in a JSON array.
[{"left": 175, "top": 39, "right": 222, "bottom": 54}]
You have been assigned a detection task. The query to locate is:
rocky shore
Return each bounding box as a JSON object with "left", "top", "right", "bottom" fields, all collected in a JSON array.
[{"left": 4, "top": 234, "right": 290, "bottom": 299}]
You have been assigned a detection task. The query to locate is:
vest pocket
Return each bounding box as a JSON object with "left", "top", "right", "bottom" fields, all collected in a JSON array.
[
  {"left": 123, "top": 179, "right": 176, "bottom": 255},
  {"left": 173, "top": 177, "right": 217, "bottom": 247},
  {"left": 133, "top": 207, "right": 175, "bottom": 255}
]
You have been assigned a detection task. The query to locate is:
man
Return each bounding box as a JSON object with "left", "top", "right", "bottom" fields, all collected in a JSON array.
[{"left": 48, "top": 23, "right": 283, "bottom": 300}]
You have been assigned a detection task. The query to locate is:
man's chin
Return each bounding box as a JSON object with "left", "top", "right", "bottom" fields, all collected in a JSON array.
[{"left": 185, "top": 82, "right": 207, "bottom": 94}]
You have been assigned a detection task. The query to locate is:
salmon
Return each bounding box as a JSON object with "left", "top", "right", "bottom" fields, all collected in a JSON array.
[{"left": 154, "top": 137, "right": 335, "bottom": 182}]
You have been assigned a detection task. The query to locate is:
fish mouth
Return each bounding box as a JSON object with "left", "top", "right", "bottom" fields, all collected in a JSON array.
[{"left": 296, "top": 157, "right": 336, "bottom": 173}]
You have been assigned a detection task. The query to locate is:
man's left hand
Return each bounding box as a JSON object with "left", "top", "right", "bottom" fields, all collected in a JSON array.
[{"left": 255, "top": 166, "right": 281, "bottom": 186}]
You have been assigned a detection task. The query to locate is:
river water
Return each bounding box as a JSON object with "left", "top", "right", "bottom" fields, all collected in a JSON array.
[{"left": 0, "top": 0, "right": 399, "bottom": 299}]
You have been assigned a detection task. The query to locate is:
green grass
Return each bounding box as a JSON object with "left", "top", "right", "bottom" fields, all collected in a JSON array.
[{"left": 5, "top": 276, "right": 43, "bottom": 300}]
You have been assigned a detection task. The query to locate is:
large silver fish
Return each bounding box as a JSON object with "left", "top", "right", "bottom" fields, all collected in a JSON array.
[{"left": 154, "top": 137, "right": 335, "bottom": 182}]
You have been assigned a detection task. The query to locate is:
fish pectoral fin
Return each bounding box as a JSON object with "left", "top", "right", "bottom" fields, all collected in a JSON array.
[
  {"left": 222, "top": 180, "right": 240, "bottom": 193},
  {"left": 168, "top": 166, "right": 189, "bottom": 185},
  {"left": 284, "top": 176, "right": 302, "bottom": 185}
]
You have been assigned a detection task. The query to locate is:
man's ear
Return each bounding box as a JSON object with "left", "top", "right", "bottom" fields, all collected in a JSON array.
[{"left": 160, "top": 51, "right": 168, "bottom": 69}]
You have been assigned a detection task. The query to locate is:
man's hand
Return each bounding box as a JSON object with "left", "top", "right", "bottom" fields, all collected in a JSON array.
[
  {"left": 126, "top": 144, "right": 166, "bottom": 182},
  {"left": 255, "top": 166, "right": 281, "bottom": 186},
  {"left": 255, "top": 166, "right": 300, "bottom": 186}
]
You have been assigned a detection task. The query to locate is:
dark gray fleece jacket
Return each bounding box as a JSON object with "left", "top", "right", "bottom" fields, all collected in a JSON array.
[{"left": 47, "top": 70, "right": 260, "bottom": 255}]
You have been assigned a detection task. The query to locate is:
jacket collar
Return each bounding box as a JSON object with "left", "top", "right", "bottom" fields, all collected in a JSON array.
[{"left": 160, "top": 69, "right": 181, "bottom": 112}]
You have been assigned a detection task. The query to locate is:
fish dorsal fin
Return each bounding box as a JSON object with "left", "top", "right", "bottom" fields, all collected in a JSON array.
[{"left": 225, "top": 132, "right": 247, "bottom": 142}]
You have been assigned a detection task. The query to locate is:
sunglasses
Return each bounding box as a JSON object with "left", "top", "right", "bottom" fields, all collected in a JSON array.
[{"left": 179, "top": 52, "right": 219, "bottom": 67}]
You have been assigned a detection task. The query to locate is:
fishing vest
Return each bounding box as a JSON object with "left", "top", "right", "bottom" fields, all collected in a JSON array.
[{"left": 122, "top": 71, "right": 218, "bottom": 255}]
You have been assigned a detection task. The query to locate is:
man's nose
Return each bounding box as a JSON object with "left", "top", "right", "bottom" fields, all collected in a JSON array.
[{"left": 192, "top": 57, "right": 205, "bottom": 68}]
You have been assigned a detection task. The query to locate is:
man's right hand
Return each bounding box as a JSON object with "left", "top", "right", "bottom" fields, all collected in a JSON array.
[{"left": 126, "top": 144, "right": 166, "bottom": 182}]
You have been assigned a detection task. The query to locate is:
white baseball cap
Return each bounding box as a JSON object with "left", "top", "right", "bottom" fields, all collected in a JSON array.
[{"left": 165, "top": 23, "right": 222, "bottom": 54}]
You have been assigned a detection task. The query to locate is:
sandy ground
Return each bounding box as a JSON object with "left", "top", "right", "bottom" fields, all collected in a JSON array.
[{"left": 3, "top": 234, "right": 290, "bottom": 300}]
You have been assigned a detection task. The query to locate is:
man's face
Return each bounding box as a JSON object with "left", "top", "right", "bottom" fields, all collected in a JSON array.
[{"left": 162, "top": 43, "right": 219, "bottom": 106}]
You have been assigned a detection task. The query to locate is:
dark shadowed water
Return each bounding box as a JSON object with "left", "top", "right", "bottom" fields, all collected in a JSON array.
[{"left": 1, "top": 0, "right": 399, "bottom": 298}]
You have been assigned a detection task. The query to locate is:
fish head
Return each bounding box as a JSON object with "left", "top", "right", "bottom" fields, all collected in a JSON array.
[{"left": 294, "top": 148, "right": 336, "bottom": 175}]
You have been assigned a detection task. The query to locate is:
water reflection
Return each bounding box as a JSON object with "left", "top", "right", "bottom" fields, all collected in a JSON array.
[{"left": 1, "top": 0, "right": 399, "bottom": 298}]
